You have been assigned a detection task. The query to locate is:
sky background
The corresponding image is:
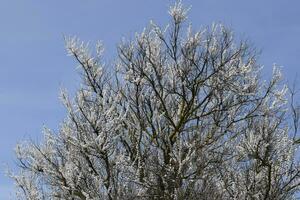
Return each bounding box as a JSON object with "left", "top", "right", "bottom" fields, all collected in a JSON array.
[{"left": 0, "top": 0, "right": 300, "bottom": 198}]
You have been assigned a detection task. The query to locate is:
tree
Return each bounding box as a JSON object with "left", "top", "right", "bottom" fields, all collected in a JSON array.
[{"left": 10, "top": 2, "right": 300, "bottom": 199}]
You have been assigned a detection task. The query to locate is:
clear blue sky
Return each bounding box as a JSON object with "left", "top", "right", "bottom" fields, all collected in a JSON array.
[{"left": 0, "top": 0, "right": 299, "bottom": 198}]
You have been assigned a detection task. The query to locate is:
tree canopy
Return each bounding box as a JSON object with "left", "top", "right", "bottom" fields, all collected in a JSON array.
[{"left": 10, "top": 2, "right": 300, "bottom": 200}]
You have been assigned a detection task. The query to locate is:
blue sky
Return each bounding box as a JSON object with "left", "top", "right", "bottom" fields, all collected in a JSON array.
[{"left": 0, "top": 0, "right": 300, "bottom": 198}]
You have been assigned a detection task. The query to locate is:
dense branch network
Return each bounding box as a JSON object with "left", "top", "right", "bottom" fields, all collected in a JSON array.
[{"left": 10, "top": 2, "right": 300, "bottom": 200}]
